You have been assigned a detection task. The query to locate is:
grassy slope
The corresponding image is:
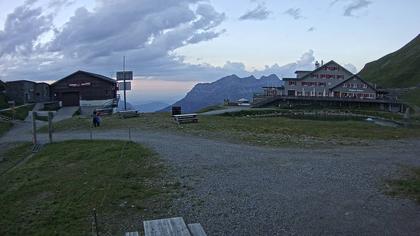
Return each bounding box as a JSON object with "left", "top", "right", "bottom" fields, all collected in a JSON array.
[
  {"left": 401, "top": 88, "right": 420, "bottom": 108},
  {"left": 0, "top": 104, "right": 35, "bottom": 120},
  {"left": 359, "top": 34, "right": 420, "bottom": 88},
  {"left": 42, "top": 113, "right": 420, "bottom": 147},
  {"left": 0, "top": 142, "right": 32, "bottom": 175},
  {"left": 0, "top": 140, "right": 176, "bottom": 236}
]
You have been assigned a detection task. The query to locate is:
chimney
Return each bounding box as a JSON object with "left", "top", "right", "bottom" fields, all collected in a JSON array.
[
  {"left": 321, "top": 60, "right": 324, "bottom": 66},
  {"left": 315, "top": 61, "right": 320, "bottom": 69}
]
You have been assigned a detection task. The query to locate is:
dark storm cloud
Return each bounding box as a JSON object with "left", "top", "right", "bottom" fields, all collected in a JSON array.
[{"left": 239, "top": 4, "right": 271, "bottom": 21}]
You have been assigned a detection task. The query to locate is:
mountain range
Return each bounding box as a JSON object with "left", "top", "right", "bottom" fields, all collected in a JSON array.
[{"left": 161, "top": 74, "right": 283, "bottom": 113}]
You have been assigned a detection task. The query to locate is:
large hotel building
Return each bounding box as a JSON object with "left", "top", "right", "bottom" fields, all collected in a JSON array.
[{"left": 252, "top": 60, "right": 406, "bottom": 112}]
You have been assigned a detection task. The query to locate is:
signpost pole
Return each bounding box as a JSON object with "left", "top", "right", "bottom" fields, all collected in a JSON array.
[{"left": 123, "top": 56, "right": 127, "bottom": 111}]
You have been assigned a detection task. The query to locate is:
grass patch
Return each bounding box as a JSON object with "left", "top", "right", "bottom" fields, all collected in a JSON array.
[
  {"left": 41, "top": 113, "right": 420, "bottom": 147},
  {"left": 0, "top": 121, "right": 13, "bottom": 136},
  {"left": 0, "top": 140, "right": 177, "bottom": 235},
  {"left": 0, "top": 104, "right": 35, "bottom": 120},
  {"left": 0, "top": 142, "right": 32, "bottom": 175},
  {"left": 197, "top": 104, "right": 226, "bottom": 113},
  {"left": 387, "top": 167, "right": 420, "bottom": 203}
]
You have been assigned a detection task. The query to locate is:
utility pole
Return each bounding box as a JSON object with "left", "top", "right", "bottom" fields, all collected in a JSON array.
[{"left": 123, "top": 56, "right": 127, "bottom": 111}]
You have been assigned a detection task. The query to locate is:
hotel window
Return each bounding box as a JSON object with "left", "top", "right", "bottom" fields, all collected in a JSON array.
[
  {"left": 289, "top": 81, "right": 297, "bottom": 86},
  {"left": 363, "top": 84, "right": 368, "bottom": 88}
]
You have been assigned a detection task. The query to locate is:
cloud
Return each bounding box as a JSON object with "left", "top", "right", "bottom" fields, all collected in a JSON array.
[
  {"left": 307, "top": 27, "right": 315, "bottom": 32},
  {"left": 331, "top": 0, "right": 372, "bottom": 16},
  {"left": 239, "top": 4, "right": 271, "bottom": 21},
  {"left": 343, "top": 63, "right": 358, "bottom": 73},
  {"left": 344, "top": 0, "right": 372, "bottom": 16},
  {"left": 284, "top": 8, "right": 304, "bottom": 20},
  {"left": 0, "top": 1, "right": 317, "bottom": 83},
  {"left": 0, "top": 0, "right": 228, "bottom": 81},
  {"left": 0, "top": 1, "right": 53, "bottom": 57}
]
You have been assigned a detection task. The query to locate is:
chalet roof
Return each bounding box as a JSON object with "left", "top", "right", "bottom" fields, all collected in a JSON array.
[
  {"left": 329, "top": 74, "right": 378, "bottom": 91},
  {"left": 295, "top": 70, "right": 312, "bottom": 73},
  {"left": 283, "top": 60, "right": 355, "bottom": 81},
  {"left": 5, "top": 80, "right": 37, "bottom": 84},
  {"left": 263, "top": 86, "right": 284, "bottom": 89},
  {"left": 52, "top": 70, "right": 116, "bottom": 85}
]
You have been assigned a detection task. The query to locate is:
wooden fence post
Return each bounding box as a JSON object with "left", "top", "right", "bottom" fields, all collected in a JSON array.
[
  {"left": 32, "top": 111, "right": 37, "bottom": 145},
  {"left": 48, "top": 112, "right": 53, "bottom": 143}
]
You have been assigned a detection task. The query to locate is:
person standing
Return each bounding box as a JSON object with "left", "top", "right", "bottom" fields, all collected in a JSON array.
[
  {"left": 96, "top": 112, "right": 101, "bottom": 127},
  {"left": 92, "top": 111, "right": 98, "bottom": 127}
]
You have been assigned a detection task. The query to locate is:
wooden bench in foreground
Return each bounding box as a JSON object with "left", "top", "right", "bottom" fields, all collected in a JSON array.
[
  {"left": 126, "top": 217, "right": 207, "bottom": 236},
  {"left": 173, "top": 114, "right": 198, "bottom": 124}
]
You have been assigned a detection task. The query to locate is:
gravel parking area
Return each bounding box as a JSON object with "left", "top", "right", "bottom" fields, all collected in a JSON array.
[
  {"left": 2, "top": 124, "right": 420, "bottom": 235},
  {"left": 144, "top": 134, "right": 420, "bottom": 235}
]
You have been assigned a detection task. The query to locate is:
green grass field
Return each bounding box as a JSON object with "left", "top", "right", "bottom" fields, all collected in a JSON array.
[
  {"left": 41, "top": 112, "right": 420, "bottom": 147},
  {"left": 0, "top": 140, "right": 177, "bottom": 235}
]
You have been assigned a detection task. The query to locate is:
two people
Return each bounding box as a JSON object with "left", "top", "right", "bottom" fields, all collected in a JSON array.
[{"left": 92, "top": 111, "right": 101, "bottom": 127}]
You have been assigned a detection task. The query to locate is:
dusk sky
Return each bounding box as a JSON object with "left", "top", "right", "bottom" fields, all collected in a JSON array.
[{"left": 1, "top": 0, "right": 419, "bottom": 104}]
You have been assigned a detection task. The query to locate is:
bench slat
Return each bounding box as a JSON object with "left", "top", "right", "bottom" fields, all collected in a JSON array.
[
  {"left": 187, "top": 223, "right": 207, "bottom": 236},
  {"left": 144, "top": 217, "right": 191, "bottom": 236}
]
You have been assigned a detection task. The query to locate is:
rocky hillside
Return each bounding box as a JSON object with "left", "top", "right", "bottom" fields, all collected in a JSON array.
[
  {"left": 162, "top": 74, "right": 283, "bottom": 113},
  {"left": 359, "top": 34, "right": 420, "bottom": 88}
]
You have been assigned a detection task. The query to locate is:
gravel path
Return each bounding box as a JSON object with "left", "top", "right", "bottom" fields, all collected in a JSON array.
[{"left": 2, "top": 124, "right": 420, "bottom": 235}]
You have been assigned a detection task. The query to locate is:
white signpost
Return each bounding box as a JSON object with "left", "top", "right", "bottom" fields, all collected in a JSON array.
[
  {"left": 118, "top": 81, "right": 131, "bottom": 91},
  {"left": 117, "top": 56, "right": 133, "bottom": 110}
]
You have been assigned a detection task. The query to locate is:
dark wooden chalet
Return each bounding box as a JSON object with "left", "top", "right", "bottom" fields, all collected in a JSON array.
[{"left": 51, "top": 71, "right": 117, "bottom": 107}]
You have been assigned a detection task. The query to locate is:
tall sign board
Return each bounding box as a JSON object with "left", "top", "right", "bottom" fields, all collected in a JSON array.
[
  {"left": 116, "top": 71, "right": 133, "bottom": 81},
  {"left": 118, "top": 82, "right": 131, "bottom": 91}
]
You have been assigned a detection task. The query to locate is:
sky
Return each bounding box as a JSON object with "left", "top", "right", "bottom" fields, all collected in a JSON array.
[{"left": 0, "top": 0, "right": 419, "bottom": 104}]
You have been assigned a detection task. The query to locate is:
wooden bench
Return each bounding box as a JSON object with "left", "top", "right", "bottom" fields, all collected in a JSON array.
[
  {"left": 141, "top": 217, "right": 207, "bottom": 236},
  {"left": 173, "top": 114, "right": 198, "bottom": 124},
  {"left": 117, "top": 110, "right": 140, "bottom": 119}
]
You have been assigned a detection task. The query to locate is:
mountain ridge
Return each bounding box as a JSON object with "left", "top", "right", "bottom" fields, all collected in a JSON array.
[
  {"left": 359, "top": 34, "right": 420, "bottom": 88},
  {"left": 161, "top": 74, "right": 283, "bottom": 113}
]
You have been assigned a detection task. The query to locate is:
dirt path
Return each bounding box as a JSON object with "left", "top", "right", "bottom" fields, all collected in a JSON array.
[{"left": 1, "top": 126, "right": 420, "bottom": 235}]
